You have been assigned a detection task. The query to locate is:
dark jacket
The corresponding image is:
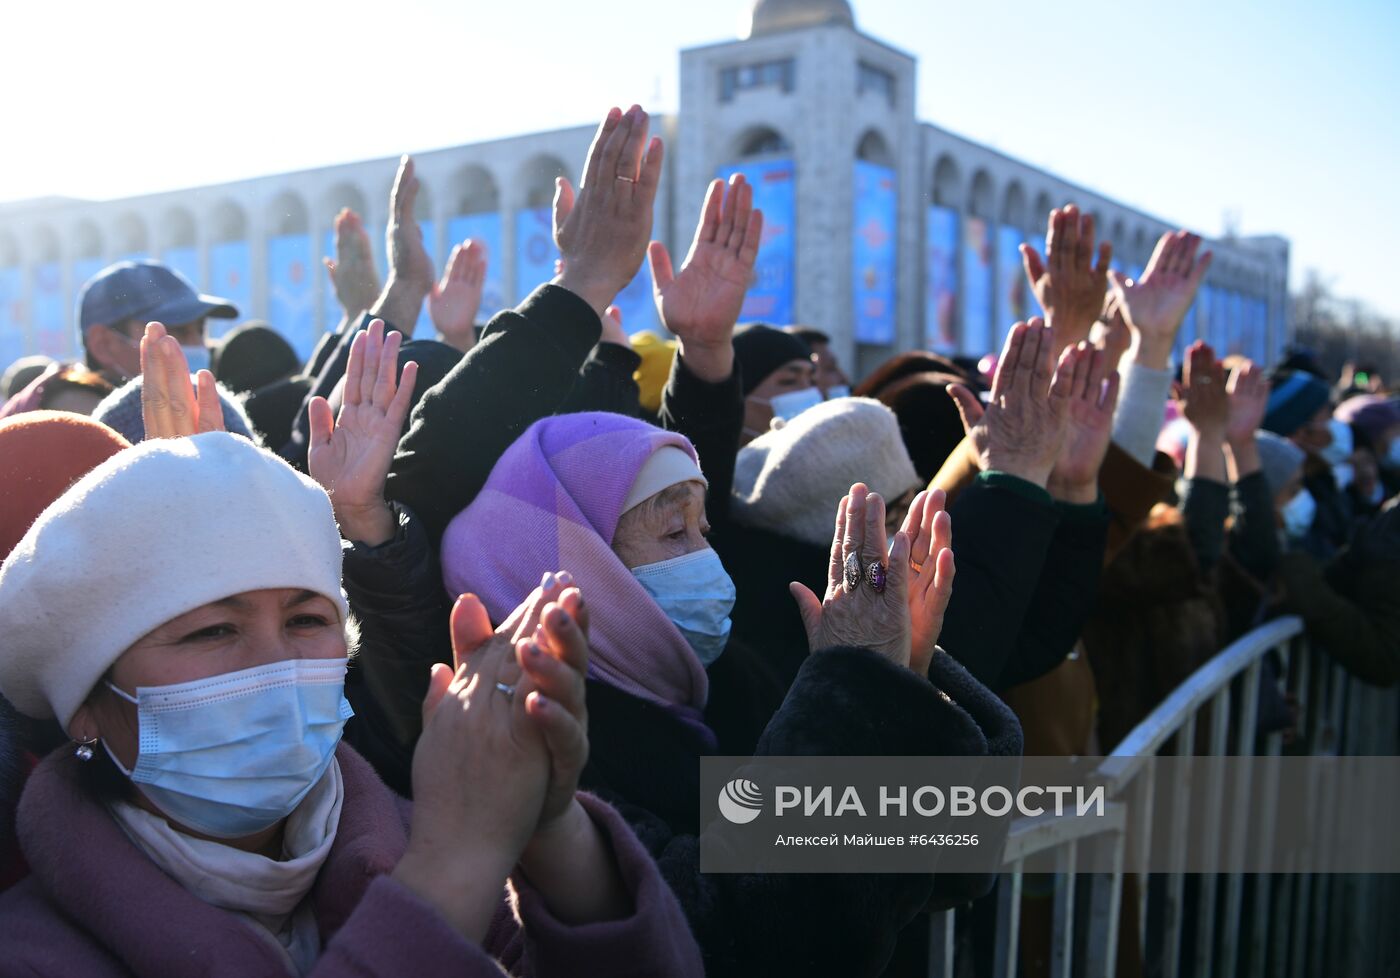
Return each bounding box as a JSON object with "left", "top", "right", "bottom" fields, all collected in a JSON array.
[{"left": 1181, "top": 471, "right": 1281, "bottom": 641}]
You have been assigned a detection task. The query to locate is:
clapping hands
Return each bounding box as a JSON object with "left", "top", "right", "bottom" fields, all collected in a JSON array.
[
  {"left": 323, "top": 208, "right": 381, "bottom": 323},
  {"left": 896, "top": 489, "right": 957, "bottom": 676},
  {"left": 1110, "top": 230, "right": 1212, "bottom": 370},
  {"left": 140, "top": 322, "right": 225, "bottom": 439},
  {"left": 1021, "top": 205, "right": 1113, "bottom": 351},
  {"left": 429, "top": 240, "right": 487, "bottom": 354}
]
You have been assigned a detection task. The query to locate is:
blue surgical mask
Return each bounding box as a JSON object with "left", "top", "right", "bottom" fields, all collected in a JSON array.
[
  {"left": 1280, "top": 488, "right": 1316, "bottom": 540},
  {"left": 1321, "top": 420, "right": 1353, "bottom": 466},
  {"left": 181, "top": 344, "right": 212, "bottom": 373},
  {"left": 765, "top": 387, "right": 823, "bottom": 423},
  {"left": 104, "top": 658, "right": 353, "bottom": 838},
  {"left": 1332, "top": 463, "right": 1355, "bottom": 491},
  {"left": 631, "top": 549, "right": 736, "bottom": 667},
  {"left": 825, "top": 385, "right": 852, "bottom": 401}
]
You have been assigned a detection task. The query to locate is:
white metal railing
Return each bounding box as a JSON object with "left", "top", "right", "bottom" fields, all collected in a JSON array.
[{"left": 924, "top": 614, "right": 1399, "bottom": 976}]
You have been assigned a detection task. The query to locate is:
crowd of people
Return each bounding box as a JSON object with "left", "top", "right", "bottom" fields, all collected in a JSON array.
[{"left": 0, "top": 103, "right": 1396, "bottom": 976}]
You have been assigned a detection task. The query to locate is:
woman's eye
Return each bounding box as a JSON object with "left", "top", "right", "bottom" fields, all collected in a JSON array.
[
  {"left": 667, "top": 529, "right": 687, "bottom": 541},
  {"left": 182, "top": 624, "right": 235, "bottom": 642},
  {"left": 289, "top": 615, "right": 331, "bottom": 629}
]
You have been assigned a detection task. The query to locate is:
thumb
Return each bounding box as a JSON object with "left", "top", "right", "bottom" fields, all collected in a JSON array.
[
  {"left": 647, "top": 240, "right": 675, "bottom": 294},
  {"left": 420, "top": 662, "right": 453, "bottom": 726},
  {"left": 946, "top": 384, "right": 985, "bottom": 434},
  {"left": 450, "top": 593, "right": 495, "bottom": 673},
  {"left": 552, "top": 177, "right": 575, "bottom": 238},
  {"left": 788, "top": 582, "right": 823, "bottom": 651},
  {"left": 1107, "top": 268, "right": 1129, "bottom": 297},
  {"left": 1020, "top": 243, "right": 1044, "bottom": 286}
]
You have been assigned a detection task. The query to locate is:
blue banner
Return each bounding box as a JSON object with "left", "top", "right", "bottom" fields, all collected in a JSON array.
[
  {"left": 32, "top": 263, "right": 68, "bottom": 357},
  {"left": 445, "top": 213, "right": 507, "bottom": 320},
  {"left": 162, "top": 247, "right": 201, "bottom": 293},
  {"left": 995, "top": 225, "right": 1029, "bottom": 354},
  {"left": 924, "top": 206, "right": 959, "bottom": 353},
  {"left": 209, "top": 242, "right": 252, "bottom": 342},
  {"left": 852, "top": 161, "right": 897, "bottom": 345},
  {"left": 717, "top": 158, "right": 795, "bottom": 325},
  {"left": 267, "top": 234, "right": 317, "bottom": 360},
  {"left": 962, "top": 217, "right": 993, "bottom": 356},
  {"left": 611, "top": 265, "right": 662, "bottom": 337},
  {"left": 0, "top": 266, "right": 25, "bottom": 368},
  {"left": 514, "top": 207, "right": 559, "bottom": 305},
  {"left": 1252, "top": 298, "right": 1269, "bottom": 364}
]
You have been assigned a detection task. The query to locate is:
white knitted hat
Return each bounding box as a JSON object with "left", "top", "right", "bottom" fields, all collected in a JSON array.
[
  {"left": 0, "top": 432, "right": 346, "bottom": 727},
  {"left": 731, "top": 396, "right": 919, "bottom": 548}
]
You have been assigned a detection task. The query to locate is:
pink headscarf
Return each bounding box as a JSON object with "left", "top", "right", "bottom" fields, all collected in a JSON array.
[{"left": 441, "top": 412, "right": 710, "bottom": 710}]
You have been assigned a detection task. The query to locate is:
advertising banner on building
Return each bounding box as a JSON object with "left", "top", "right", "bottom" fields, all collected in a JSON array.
[
  {"left": 267, "top": 234, "right": 316, "bottom": 360},
  {"left": 0, "top": 266, "right": 24, "bottom": 367},
  {"left": 210, "top": 242, "right": 253, "bottom": 343},
  {"left": 924, "top": 206, "right": 958, "bottom": 353},
  {"left": 852, "top": 161, "right": 897, "bottom": 345},
  {"left": 994, "top": 225, "right": 1028, "bottom": 354},
  {"left": 717, "top": 158, "right": 795, "bottom": 325},
  {"left": 962, "top": 217, "right": 993, "bottom": 356},
  {"left": 161, "top": 248, "right": 201, "bottom": 294},
  {"left": 31, "top": 262, "right": 67, "bottom": 357}
]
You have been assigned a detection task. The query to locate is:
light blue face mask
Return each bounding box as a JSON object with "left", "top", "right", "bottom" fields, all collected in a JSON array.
[
  {"left": 765, "top": 386, "right": 823, "bottom": 423},
  {"left": 824, "top": 385, "right": 852, "bottom": 401},
  {"left": 631, "top": 549, "right": 736, "bottom": 667},
  {"left": 181, "top": 344, "right": 212, "bottom": 373},
  {"left": 104, "top": 657, "right": 353, "bottom": 838}
]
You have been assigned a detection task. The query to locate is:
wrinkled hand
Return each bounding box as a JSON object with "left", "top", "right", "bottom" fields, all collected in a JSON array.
[
  {"left": 553, "top": 105, "right": 664, "bottom": 320},
  {"left": 1180, "top": 341, "right": 1227, "bottom": 441},
  {"left": 307, "top": 320, "right": 417, "bottom": 545},
  {"left": 1109, "top": 230, "right": 1212, "bottom": 369},
  {"left": 387, "top": 156, "right": 436, "bottom": 294},
  {"left": 947, "top": 318, "right": 1075, "bottom": 487},
  {"left": 789, "top": 484, "right": 913, "bottom": 671},
  {"left": 140, "top": 322, "right": 224, "bottom": 439},
  {"left": 648, "top": 174, "right": 762, "bottom": 382},
  {"left": 1049, "top": 342, "right": 1121, "bottom": 502},
  {"left": 1021, "top": 204, "right": 1112, "bottom": 351},
  {"left": 1225, "top": 358, "right": 1268, "bottom": 445},
  {"left": 429, "top": 240, "right": 486, "bottom": 354},
  {"left": 323, "top": 208, "right": 380, "bottom": 322},
  {"left": 897, "top": 489, "right": 956, "bottom": 677}
]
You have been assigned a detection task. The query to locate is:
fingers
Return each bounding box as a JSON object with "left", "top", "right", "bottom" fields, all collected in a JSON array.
[
  {"left": 842, "top": 483, "right": 868, "bottom": 572},
  {"left": 697, "top": 178, "right": 724, "bottom": 245},
  {"left": 391, "top": 156, "right": 418, "bottom": 224},
  {"left": 533, "top": 591, "right": 590, "bottom": 676},
  {"left": 738, "top": 208, "right": 764, "bottom": 269},
  {"left": 1046, "top": 208, "right": 1064, "bottom": 271},
  {"left": 861, "top": 490, "right": 888, "bottom": 567},
  {"left": 723, "top": 177, "right": 752, "bottom": 252},
  {"left": 552, "top": 177, "right": 576, "bottom": 236},
  {"left": 372, "top": 329, "right": 404, "bottom": 410},
  {"left": 581, "top": 106, "right": 623, "bottom": 190},
  {"left": 946, "top": 384, "right": 985, "bottom": 434},
  {"left": 826, "top": 493, "right": 848, "bottom": 598},
  {"left": 1188, "top": 250, "right": 1213, "bottom": 290},
  {"left": 991, "top": 320, "right": 1027, "bottom": 401},
  {"left": 307, "top": 395, "right": 335, "bottom": 452},
  {"left": 194, "top": 371, "right": 223, "bottom": 433},
  {"left": 1100, "top": 368, "right": 1122, "bottom": 414},
  {"left": 637, "top": 136, "right": 665, "bottom": 200},
  {"left": 599, "top": 105, "right": 637, "bottom": 184},
  {"left": 716, "top": 174, "right": 740, "bottom": 247},
  {"left": 343, "top": 330, "right": 367, "bottom": 408},
  {"left": 1060, "top": 205, "right": 1080, "bottom": 271},
  {"left": 1026, "top": 318, "right": 1055, "bottom": 393},
  {"left": 1076, "top": 209, "right": 1094, "bottom": 270},
  {"left": 900, "top": 487, "right": 926, "bottom": 543},
  {"left": 524, "top": 683, "right": 588, "bottom": 773},
  {"left": 1069, "top": 340, "right": 1091, "bottom": 401},
  {"left": 930, "top": 547, "right": 956, "bottom": 616},
  {"left": 387, "top": 360, "right": 418, "bottom": 430},
  {"left": 1020, "top": 243, "right": 1045, "bottom": 288},
  {"left": 1083, "top": 344, "right": 1108, "bottom": 405},
  {"left": 511, "top": 572, "right": 572, "bottom": 644},
  {"left": 450, "top": 593, "right": 495, "bottom": 674},
  {"left": 421, "top": 662, "right": 454, "bottom": 726},
  {"left": 160, "top": 334, "right": 196, "bottom": 435},
  {"left": 647, "top": 241, "right": 675, "bottom": 294},
  {"left": 883, "top": 528, "right": 911, "bottom": 605},
  {"left": 1095, "top": 240, "right": 1113, "bottom": 276},
  {"left": 1048, "top": 341, "right": 1078, "bottom": 404},
  {"left": 1144, "top": 231, "right": 1173, "bottom": 278},
  {"left": 788, "top": 581, "right": 824, "bottom": 650},
  {"left": 1107, "top": 268, "right": 1129, "bottom": 300}
]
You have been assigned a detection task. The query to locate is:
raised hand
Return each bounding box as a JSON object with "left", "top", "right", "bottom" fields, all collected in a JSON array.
[
  {"left": 648, "top": 174, "right": 763, "bottom": 382},
  {"left": 368, "top": 156, "right": 435, "bottom": 333},
  {"left": 1180, "top": 341, "right": 1227, "bottom": 441},
  {"left": 789, "top": 483, "right": 914, "bottom": 671},
  {"left": 553, "top": 105, "right": 665, "bottom": 320},
  {"left": 307, "top": 320, "right": 418, "bottom": 546},
  {"left": 897, "top": 489, "right": 956, "bottom": 677},
  {"left": 1225, "top": 358, "right": 1268, "bottom": 444},
  {"left": 1048, "top": 342, "right": 1121, "bottom": 502},
  {"left": 947, "top": 318, "right": 1076, "bottom": 488},
  {"left": 323, "top": 208, "right": 381, "bottom": 322},
  {"left": 1109, "top": 230, "right": 1212, "bottom": 370},
  {"left": 140, "top": 321, "right": 225, "bottom": 439},
  {"left": 428, "top": 239, "right": 486, "bottom": 354},
  {"left": 1021, "top": 204, "right": 1113, "bottom": 352}
]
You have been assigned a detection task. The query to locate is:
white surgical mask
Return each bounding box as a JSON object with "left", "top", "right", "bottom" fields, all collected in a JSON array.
[
  {"left": 104, "top": 658, "right": 352, "bottom": 838},
  {"left": 1280, "top": 488, "right": 1316, "bottom": 540},
  {"left": 631, "top": 549, "right": 736, "bottom": 667},
  {"left": 1321, "top": 420, "right": 1353, "bottom": 466},
  {"left": 763, "top": 387, "right": 823, "bottom": 424},
  {"left": 181, "top": 344, "right": 212, "bottom": 373},
  {"left": 824, "top": 385, "right": 852, "bottom": 401}
]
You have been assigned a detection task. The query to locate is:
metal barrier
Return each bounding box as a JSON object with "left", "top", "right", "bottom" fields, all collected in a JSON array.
[{"left": 925, "top": 614, "right": 1399, "bottom": 977}]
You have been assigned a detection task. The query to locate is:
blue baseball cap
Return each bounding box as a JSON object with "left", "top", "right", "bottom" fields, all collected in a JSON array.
[{"left": 77, "top": 260, "right": 238, "bottom": 333}]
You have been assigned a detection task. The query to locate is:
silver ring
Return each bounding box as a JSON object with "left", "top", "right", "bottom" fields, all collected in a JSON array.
[
  {"left": 615, "top": 174, "right": 636, "bottom": 183},
  {"left": 843, "top": 552, "right": 862, "bottom": 593},
  {"left": 495, "top": 681, "right": 516, "bottom": 700}
]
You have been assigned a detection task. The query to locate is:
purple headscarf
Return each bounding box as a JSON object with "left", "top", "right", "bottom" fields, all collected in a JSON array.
[{"left": 441, "top": 412, "right": 710, "bottom": 710}]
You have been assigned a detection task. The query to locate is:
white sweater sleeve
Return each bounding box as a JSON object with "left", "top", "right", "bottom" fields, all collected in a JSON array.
[{"left": 1111, "top": 361, "right": 1174, "bottom": 468}]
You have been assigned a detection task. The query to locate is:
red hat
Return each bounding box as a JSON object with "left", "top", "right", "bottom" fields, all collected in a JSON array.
[{"left": 0, "top": 411, "right": 131, "bottom": 561}]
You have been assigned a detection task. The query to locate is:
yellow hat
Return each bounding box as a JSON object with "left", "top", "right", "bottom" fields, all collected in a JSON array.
[{"left": 630, "top": 331, "right": 678, "bottom": 415}]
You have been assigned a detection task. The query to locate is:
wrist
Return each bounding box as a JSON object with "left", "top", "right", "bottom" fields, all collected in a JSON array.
[
  {"left": 552, "top": 270, "right": 616, "bottom": 321},
  {"left": 1126, "top": 330, "right": 1174, "bottom": 371},
  {"left": 677, "top": 338, "right": 734, "bottom": 384},
  {"left": 393, "top": 838, "right": 515, "bottom": 942},
  {"left": 520, "top": 797, "right": 588, "bottom": 875},
  {"left": 1043, "top": 310, "right": 1093, "bottom": 351},
  {"left": 335, "top": 499, "right": 397, "bottom": 547},
  {"left": 985, "top": 454, "right": 1053, "bottom": 488},
  {"left": 1190, "top": 426, "right": 1227, "bottom": 449},
  {"left": 1047, "top": 477, "right": 1099, "bottom": 504}
]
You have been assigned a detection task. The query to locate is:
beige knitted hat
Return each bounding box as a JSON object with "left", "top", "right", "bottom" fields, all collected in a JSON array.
[
  {"left": 0, "top": 432, "right": 347, "bottom": 727},
  {"left": 731, "top": 396, "right": 919, "bottom": 548}
]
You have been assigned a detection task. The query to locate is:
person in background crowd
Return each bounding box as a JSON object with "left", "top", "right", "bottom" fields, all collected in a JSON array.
[
  {"left": 0, "top": 362, "right": 114, "bottom": 420},
  {"left": 0, "top": 355, "right": 54, "bottom": 404},
  {"left": 733, "top": 324, "right": 817, "bottom": 442},
  {"left": 1336, "top": 394, "right": 1400, "bottom": 500},
  {"left": 1263, "top": 366, "right": 1351, "bottom": 556},
  {"left": 76, "top": 260, "right": 238, "bottom": 384},
  {"left": 853, "top": 351, "right": 975, "bottom": 485},
  {"left": 786, "top": 326, "right": 851, "bottom": 398},
  {"left": 212, "top": 320, "right": 302, "bottom": 395}
]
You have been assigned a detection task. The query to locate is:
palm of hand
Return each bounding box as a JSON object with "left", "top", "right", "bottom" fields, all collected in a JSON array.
[
  {"left": 390, "top": 222, "right": 436, "bottom": 291},
  {"left": 659, "top": 241, "right": 750, "bottom": 345},
  {"left": 1120, "top": 273, "right": 1193, "bottom": 339},
  {"left": 429, "top": 279, "right": 482, "bottom": 339},
  {"left": 1225, "top": 391, "right": 1266, "bottom": 441},
  {"left": 1183, "top": 384, "right": 1227, "bottom": 432},
  {"left": 1056, "top": 398, "right": 1112, "bottom": 486},
  {"left": 309, "top": 402, "right": 398, "bottom": 509}
]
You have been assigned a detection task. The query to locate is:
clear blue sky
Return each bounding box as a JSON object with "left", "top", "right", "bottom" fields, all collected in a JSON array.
[{"left": 4, "top": 0, "right": 1397, "bottom": 316}]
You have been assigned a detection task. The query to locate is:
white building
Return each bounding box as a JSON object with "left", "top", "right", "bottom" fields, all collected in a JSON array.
[{"left": 0, "top": 0, "right": 1288, "bottom": 375}]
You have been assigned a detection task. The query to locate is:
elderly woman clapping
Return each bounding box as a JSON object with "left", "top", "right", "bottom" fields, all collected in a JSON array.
[{"left": 0, "top": 326, "right": 702, "bottom": 977}]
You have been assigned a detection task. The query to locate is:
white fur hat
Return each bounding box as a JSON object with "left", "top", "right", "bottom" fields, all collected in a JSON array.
[
  {"left": 0, "top": 432, "right": 346, "bottom": 727},
  {"left": 731, "top": 396, "right": 919, "bottom": 548}
]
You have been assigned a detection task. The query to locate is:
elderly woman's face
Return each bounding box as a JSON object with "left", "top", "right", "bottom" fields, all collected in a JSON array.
[
  {"left": 612, "top": 480, "right": 710, "bottom": 569},
  {"left": 73, "top": 587, "right": 345, "bottom": 771}
]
